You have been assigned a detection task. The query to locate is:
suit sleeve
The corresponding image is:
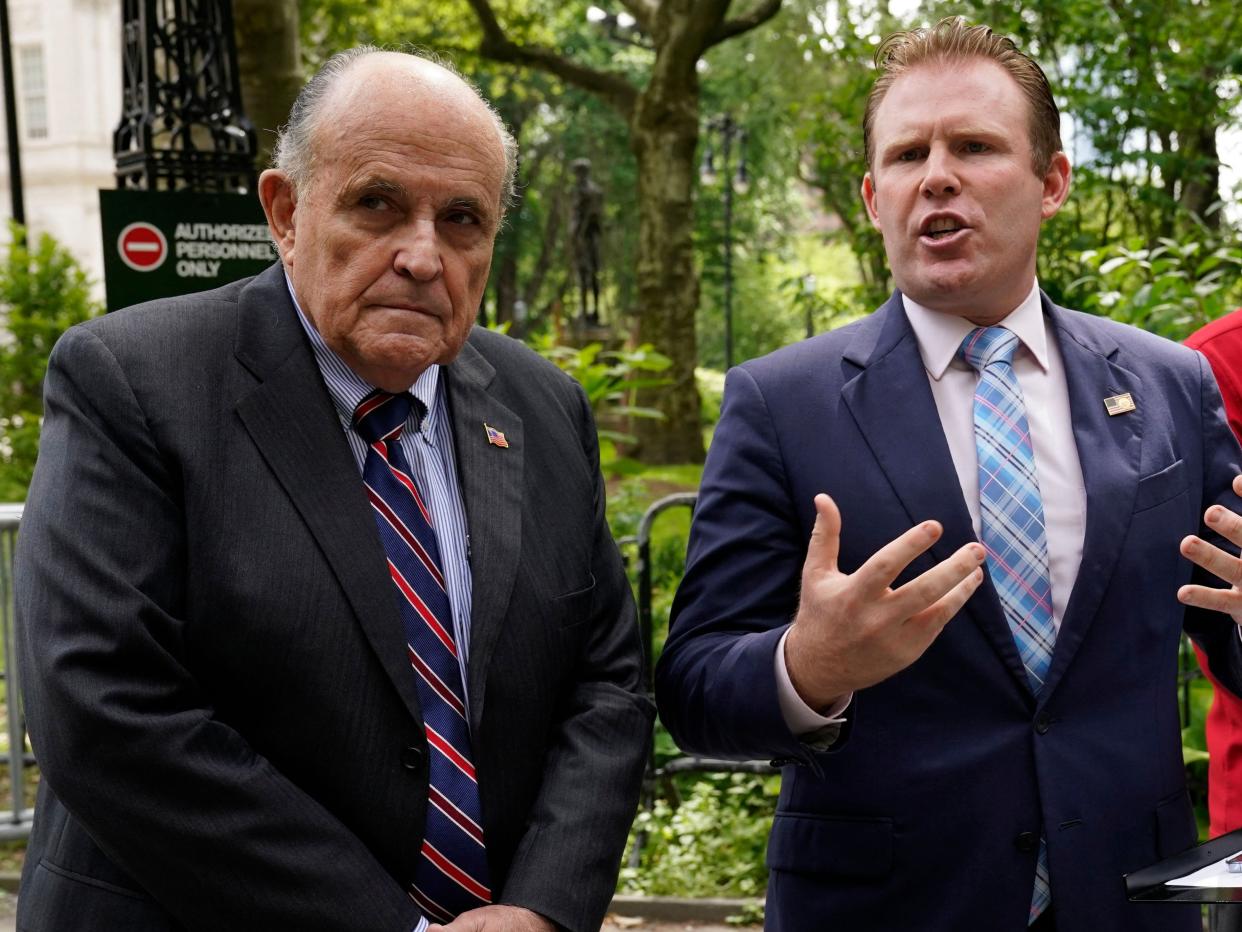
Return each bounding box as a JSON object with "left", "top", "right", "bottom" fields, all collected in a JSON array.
[
  {"left": 16, "top": 326, "right": 421, "bottom": 931},
  {"left": 1184, "top": 349, "right": 1242, "bottom": 699},
  {"left": 655, "top": 365, "right": 839, "bottom": 768},
  {"left": 496, "top": 380, "right": 654, "bottom": 932}
]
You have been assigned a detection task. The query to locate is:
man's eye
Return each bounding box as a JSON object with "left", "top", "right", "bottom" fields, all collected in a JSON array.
[
  {"left": 359, "top": 195, "right": 389, "bottom": 210},
  {"left": 965, "top": 141, "right": 989, "bottom": 154},
  {"left": 444, "top": 211, "right": 479, "bottom": 226},
  {"left": 897, "top": 149, "right": 922, "bottom": 162}
]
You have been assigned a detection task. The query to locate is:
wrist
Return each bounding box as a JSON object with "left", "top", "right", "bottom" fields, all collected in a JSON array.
[{"left": 785, "top": 623, "right": 845, "bottom": 712}]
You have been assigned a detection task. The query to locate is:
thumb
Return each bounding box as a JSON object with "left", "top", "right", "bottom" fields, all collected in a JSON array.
[{"left": 804, "top": 493, "right": 842, "bottom": 577}]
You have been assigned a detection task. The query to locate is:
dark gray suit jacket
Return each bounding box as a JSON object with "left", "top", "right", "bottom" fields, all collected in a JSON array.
[{"left": 15, "top": 262, "right": 652, "bottom": 931}]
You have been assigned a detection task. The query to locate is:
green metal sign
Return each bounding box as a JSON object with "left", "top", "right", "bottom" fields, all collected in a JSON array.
[{"left": 99, "top": 189, "right": 277, "bottom": 312}]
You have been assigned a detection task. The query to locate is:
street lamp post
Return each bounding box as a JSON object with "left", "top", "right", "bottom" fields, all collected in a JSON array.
[
  {"left": 700, "top": 114, "right": 747, "bottom": 370},
  {"left": 0, "top": 0, "right": 25, "bottom": 228}
]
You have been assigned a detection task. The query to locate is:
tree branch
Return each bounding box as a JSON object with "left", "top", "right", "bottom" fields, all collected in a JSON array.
[
  {"left": 706, "top": 0, "right": 783, "bottom": 50},
  {"left": 464, "top": 0, "right": 639, "bottom": 116}
]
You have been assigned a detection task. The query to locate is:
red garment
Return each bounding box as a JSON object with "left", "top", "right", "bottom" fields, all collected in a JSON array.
[{"left": 1187, "top": 308, "right": 1242, "bottom": 836}]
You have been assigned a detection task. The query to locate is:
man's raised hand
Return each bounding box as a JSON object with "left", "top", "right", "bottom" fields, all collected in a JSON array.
[
  {"left": 785, "top": 493, "right": 986, "bottom": 711},
  {"left": 1179, "top": 474, "right": 1242, "bottom": 625}
]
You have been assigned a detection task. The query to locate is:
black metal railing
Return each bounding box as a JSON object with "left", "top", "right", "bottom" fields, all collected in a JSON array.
[{"left": 0, "top": 503, "right": 32, "bottom": 839}]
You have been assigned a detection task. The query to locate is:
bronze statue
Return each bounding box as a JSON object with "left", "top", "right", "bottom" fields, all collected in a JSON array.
[{"left": 570, "top": 158, "right": 603, "bottom": 324}]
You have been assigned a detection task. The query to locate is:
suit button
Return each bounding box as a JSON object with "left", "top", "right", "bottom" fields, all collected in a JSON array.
[
  {"left": 401, "top": 745, "right": 424, "bottom": 770},
  {"left": 1035, "top": 712, "right": 1052, "bottom": 735},
  {"left": 1015, "top": 832, "right": 1038, "bottom": 853}
]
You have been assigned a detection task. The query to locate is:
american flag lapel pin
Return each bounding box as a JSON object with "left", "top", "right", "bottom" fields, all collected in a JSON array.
[
  {"left": 484, "top": 423, "right": 510, "bottom": 448},
  {"left": 1103, "top": 392, "right": 1136, "bottom": 416}
]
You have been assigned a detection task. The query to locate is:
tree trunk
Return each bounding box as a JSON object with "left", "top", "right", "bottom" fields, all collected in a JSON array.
[
  {"left": 628, "top": 75, "right": 704, "bottom": 462},
  {"left": 493, "top": 250, "right": 518, "bottom": 328},
  {"left": 1178, "top": 122, "right": 1221, "bottom": 228},
  {"left": 232, "top": 0, "right": 303, "bottom": 172}
]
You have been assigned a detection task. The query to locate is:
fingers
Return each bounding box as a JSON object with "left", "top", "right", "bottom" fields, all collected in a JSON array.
[
  {"left": 851, "top": 519, "right": 947, "bottom": 597},
  {"left": 1204, "top": 501, "right": 1242, "bottom": 551},
  {"left": 1181, "top": 534, "right": 1242, "bottom": 587},
  {"left": 909, "top": 564, "right": 985, "bottom": 634},
  {"left": 803, "top": 493, "right": 842, "bottom": 577},
  {"left": 892, "top": 541, "right": 987, "bottom": 621},
  {"left": 1178, "top": 581, "right": 1242, "bottom": 619}
]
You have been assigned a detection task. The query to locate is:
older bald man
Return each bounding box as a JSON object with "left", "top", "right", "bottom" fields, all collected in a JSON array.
[{"left": 15, "top": 48, "right": 651, "bottom": 932}]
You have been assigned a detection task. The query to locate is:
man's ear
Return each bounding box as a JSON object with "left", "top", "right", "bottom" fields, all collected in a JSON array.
[
  {"left": 861, "top": 173, "right": 882, "bottom": 230},
  {"left": 1040, "top": 152, "right": 1072, "bottom": 221},
  {"left": 258, "top": 169, "right": 298, "bottom": 264}
]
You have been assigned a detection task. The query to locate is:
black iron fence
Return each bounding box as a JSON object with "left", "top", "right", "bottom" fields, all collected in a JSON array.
[{"left": 0, "top": 503, "right": 32, "bottom": 840}]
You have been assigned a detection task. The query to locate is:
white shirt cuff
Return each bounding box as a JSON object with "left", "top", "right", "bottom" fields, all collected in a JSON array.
[
  {"left": 413, "top": 917, "right": 429, "bottom": 932},
  {"left": 775, "top": 627, "right": 852, "bottom": 735}
]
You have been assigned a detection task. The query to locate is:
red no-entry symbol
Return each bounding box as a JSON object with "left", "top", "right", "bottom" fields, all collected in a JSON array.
[{"left": 117, "top": 222, "right": 168, "bottom": 272}]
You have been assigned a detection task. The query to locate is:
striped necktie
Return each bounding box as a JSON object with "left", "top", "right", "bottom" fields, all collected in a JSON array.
[
  {"left": 959, "top": 326, "right": 1054, "bottom": 925},
  {"left": 353, "top": 390, "right": 491, "bottom": 923}
]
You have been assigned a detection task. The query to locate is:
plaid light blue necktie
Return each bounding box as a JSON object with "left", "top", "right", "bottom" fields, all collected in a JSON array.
[{"left": 959, "top": 326, "right": 1054, "bottom": 924}]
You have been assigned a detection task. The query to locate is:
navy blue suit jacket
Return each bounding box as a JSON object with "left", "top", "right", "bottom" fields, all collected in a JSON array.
[{"left": 657, "top": 293, "right": 1242, "bottom": 932}]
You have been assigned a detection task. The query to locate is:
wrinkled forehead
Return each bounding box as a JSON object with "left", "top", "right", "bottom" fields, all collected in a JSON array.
[{"left": 311, "top": 55, "right": 506, "bottom": 199}]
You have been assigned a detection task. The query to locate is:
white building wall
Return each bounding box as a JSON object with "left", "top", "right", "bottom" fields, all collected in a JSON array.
[{"left": 0, "top": 0, "right": 121, "bottom": 299}]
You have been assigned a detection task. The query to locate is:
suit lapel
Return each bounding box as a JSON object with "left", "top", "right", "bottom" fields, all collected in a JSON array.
[
  {"left": 231, "top": 264, "right": 423, "bottom": 722},
  {"left": 841, "top": 296, "right": 1031, "bottom": 693},
  {"left": 1040, "top": 300, "right": 1143, "bottom": 699},
  {"left": 445, "top": 336, "right": 524, "bottom": 732}
]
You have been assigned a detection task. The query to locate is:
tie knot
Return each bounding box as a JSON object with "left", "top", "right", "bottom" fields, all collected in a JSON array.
[
  {"left": 352, "top": 390, "right": 422, "bottom": 445},
  {"left": 959, "top": 326, "right": 1020, "bottom": 372}
]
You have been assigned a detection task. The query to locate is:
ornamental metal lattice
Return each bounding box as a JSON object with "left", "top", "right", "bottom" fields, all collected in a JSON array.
[{"left": 114, "top": 0, "right": 256, "bottom": 192}]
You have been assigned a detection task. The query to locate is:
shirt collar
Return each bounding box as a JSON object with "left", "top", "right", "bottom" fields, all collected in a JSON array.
[
  {"left": 902, "top": 281, "right": 1047, "bottom": 380},
  {"left": 284, "top": 270, "right": 442, "bottom": 436}
]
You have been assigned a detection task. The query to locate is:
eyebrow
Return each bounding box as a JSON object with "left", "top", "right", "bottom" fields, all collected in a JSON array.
[
  {"left": 881, "top": 126, "right": 1006, "bottom": 154},
  {"left": 446, "top": 196, "right": 488, "bottom": 214},
  {"left": 340, "top": 176, "right": 409, "bottom": 203},
  {"left": 341, "top": 179, "right": 493, "bottom": 218}
]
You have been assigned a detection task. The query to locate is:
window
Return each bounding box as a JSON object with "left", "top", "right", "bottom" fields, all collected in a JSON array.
[{"left": 18, "top": 45, "right": 47, "bottom": 140}]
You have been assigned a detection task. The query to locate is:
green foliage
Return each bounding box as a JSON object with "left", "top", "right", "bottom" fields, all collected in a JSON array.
[
  {"left": 0, "top": 225, "right": 100, "bottom": 500},
  {"left": 619, "top": 773, "right": 779, "bottom": 898},
  {"left": 530, "top": 336, "right": 670, "bottom": 469},
  {"left": 1060, "top": 233, "right": 1242, "bottom": 341},
  {"left": 726, "top": 901, "right": 767, "bottom": 926},
  {"left": 696, "top": 368, "right": 725, "bottom": 430}
]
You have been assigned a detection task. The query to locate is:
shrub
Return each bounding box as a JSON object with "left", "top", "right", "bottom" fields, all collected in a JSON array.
[{"left": 0, "top": 224, "right": 101, "bottom": 499}]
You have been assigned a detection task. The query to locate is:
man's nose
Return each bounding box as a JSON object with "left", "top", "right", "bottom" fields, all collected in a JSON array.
[
  {"left": 394, "top": 220, "right": 442, "bottom": 280},
  {"left": 920, "top": 148, "right": 960, "bottom": 198}
]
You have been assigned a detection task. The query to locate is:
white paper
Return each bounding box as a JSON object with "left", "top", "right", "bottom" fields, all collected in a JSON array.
[{"left": 1165, "top": 850, "right": 1242, "bottom": 887}]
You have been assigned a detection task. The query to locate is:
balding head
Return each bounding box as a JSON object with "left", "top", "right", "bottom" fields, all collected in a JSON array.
[{"left": 273, "top": 48, "right": 518, "bottom": 214}]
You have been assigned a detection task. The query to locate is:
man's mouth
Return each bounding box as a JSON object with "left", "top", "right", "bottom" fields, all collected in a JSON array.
[{"left": 924, "top": 217, "right": 964, "bottom": 240}]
